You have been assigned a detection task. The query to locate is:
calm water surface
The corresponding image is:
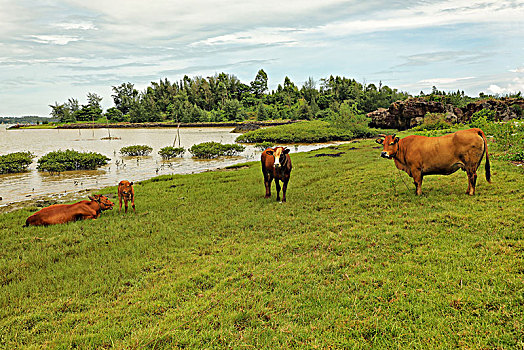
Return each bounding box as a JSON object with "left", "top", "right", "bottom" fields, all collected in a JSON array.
[{"left": 0, "top": 126, "right": 332, "bottom": 206}]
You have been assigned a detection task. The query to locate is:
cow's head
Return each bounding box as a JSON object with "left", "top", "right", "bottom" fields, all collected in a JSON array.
[
  {"left": 376, "top": 134, "right": 400, "bottom": 159},
  {"left": 265, "top": 147, "right": 290, "bottom": 169},
  {"left": 89, "top": 194, "right": 114, "bottom": 210},
  {"left": 120, "top": 181, "right": 133, "bottom": 196}
]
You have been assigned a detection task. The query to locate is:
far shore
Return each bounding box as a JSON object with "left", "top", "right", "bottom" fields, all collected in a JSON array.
[{"left": 6, "top": 120, "right": 296, "bottom": 130}]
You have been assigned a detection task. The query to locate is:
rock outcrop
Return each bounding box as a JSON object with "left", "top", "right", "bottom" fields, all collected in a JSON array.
[
  {"left": 461, "top": 98, "right": 524, "bottom": 122},
  {"left": 368, "top": 97, "right": 524, "bottom": 130}
]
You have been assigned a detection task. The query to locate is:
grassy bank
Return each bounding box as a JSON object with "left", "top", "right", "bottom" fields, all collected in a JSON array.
[
  {"left": 236, "top": 120, "right": 375, "bottom": 143},
  {"left": 1, "top": 137, "right": 523, "bottom": 349}
]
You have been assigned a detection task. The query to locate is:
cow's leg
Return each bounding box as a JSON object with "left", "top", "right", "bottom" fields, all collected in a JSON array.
[
  {"left": 466, "top": 169, "right": 477, "bottom": 195},
  {"left": 124, "top": 199, "right": 128, "bottom": 213},
  {"left": 119, "top": 196, "right": 123, "bottom": 212},
  {"left": 281, "top": 178, "right": 289, "bottom": 202},
  {"left": 264, "top": 172, "right": 272, "bottom": 198},
  {"left": 412, "top": 170, "right": 423, "bottom": 195},
  {"left": 275, "top": 179, "right": 282, "bottom": 202},
  {"left": 131, "top": 198, "right": 136, "bottom": 213}
]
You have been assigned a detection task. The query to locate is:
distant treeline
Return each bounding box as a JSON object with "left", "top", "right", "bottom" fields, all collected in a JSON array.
[
  {"left": 49, "top": 70, "right": 412, "bottom": 124},
  {"left": 0, "top": 116, "right": 57, "bottom": 124},
  {"left": 48, "top": 70, "right": 521, "bottom": 125}
]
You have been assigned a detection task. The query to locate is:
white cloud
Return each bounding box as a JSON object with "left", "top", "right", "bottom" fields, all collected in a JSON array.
[
  {"left": 190, "top": 27, "right": 301, "bottom": 47},
  {"left": 418, "top": 77, "right": 475, "bottom": 85},
  {"left": 53, "top": 22, "right": 97, "bottom": 30},
  {"left": 193, "top": 0, "right": 524, "bottom": 47},
  {"left": 487, "top": 77, "right": 524, "bottom": 95},
  {"left": 510, "top": 67, "right": 524, "bottom": 73},
  {"left": 26, "top": 35, "right": 81, "bottom": 45}
]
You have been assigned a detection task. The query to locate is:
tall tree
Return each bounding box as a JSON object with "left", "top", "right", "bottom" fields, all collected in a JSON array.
[
  {"left": 250, "top": 69, "right": 268, "bottom": 98},
  {"left": 112, "top": 83, "right": 138, "bottom": 115}
]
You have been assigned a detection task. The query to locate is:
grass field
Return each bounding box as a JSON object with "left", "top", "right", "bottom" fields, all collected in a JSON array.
[{"left": 1, "top": 136, "right": 523, "bottom": 349}]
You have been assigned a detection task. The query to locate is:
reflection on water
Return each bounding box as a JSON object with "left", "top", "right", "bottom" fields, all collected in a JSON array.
[{"left": 0, "top": 126, "right": 335, "bottom": 206}]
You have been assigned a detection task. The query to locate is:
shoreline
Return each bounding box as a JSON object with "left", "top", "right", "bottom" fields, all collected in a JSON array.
[
  {"left": 0, "top": 141, "right": 351, "bottom": 214},
  {"left": 7, "top": 120, "right": 296, "bottom": 130}
]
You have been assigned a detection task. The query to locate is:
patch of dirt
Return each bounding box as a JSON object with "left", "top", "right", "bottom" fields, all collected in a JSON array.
[{"left": 312, "top": 152, "right": 346, "bottom": 158}]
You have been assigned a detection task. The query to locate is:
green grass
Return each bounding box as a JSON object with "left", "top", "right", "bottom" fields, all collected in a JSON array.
[
  {"left": 0, "top": 137, "right": 523, "bottom": 349},
  {"left": 236, "top": 120, "right": 375, "bottom": 143}
]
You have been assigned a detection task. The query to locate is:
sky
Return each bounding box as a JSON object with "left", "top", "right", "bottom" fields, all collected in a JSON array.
[{"left": 0, "top": 0, "right": 523, "bottom": 117}]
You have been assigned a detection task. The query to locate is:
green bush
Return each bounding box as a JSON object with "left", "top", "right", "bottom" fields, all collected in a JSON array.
[
  {"left": 236, "top": 120, "right": 374, "bottom": 143},
  {"left": 327, "top": 102, "right": 370, "bottom": 135},
  {"left": 0, "top": 151, "right": 35, "bottom": 174},
  {"left": 255, "top": 142, "right": 274, "bottom": 151},
  {"left": 412, "top": 113, "right": 452, "bottom": 131},
  {"left": 470, "top": 108, "right": 496, "bottom": 128},
  {"left": 158, "top": 146, "right": 185, "bottom": 160},
  {"left": 37, "top": 150, "right": 109, "bottom": 173},
  {"left": 189, "top": 142, "right": 245, "bottom": 159},
  {"left": 120, "top": 145, "right": 153, "bottom": 156}
]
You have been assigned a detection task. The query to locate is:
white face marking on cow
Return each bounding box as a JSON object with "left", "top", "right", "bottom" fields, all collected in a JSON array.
[{"left": 273, "top": 147, "right": 283, "bottom": 167}]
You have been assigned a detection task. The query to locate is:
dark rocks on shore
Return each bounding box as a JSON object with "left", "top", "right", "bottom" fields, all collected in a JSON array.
[
  {"left": 368, "top": 97, "right": 524, "bottom": 130},
  {"left": 230, "top": 123, "right": 261, "bottom": 133}
]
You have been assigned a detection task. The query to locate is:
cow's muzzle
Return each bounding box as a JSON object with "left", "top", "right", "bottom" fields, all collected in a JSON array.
[{"left": 381, "top": 151, "right": 390, "bottom": 159}]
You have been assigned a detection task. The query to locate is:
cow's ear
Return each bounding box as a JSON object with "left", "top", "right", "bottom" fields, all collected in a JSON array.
[
  {"left": 88, "top": 195, "right": 95, "bottom": 200},
  {"left": 283, "top": 148, "right": 290, "bottom": 154},
  {"left": 266, "top": 150, "right": 274, "bottom": 155},
  {"left": 376, "top": 138, "right": 384, "bottom": 145},
  {"left": 130, "top": 182, "right": 133, "bottom": 185},
  {"left": 394, "top": 137, "right": 400, "bottom": 144}
]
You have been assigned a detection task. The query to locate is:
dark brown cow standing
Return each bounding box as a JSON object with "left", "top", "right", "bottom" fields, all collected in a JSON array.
[
  {"left": 24, "top": 194, "right": 114, "bottom": 226},
  {"left": 376, "top": 128, "right": 491, "bottom": 195},
  {"left": 261, "top": 147, "right": 292, "bottom": 202},
  {"left": 118, "top": 180, "right": 135, "bottom": 213}
]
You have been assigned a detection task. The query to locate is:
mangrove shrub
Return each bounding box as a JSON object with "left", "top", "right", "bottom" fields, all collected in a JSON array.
[
  {"left": 159, "top": 146, "right": 185, "bottom": 159},
  {"left": 120, "top": 145, "right": 153, "bottom": 156},
  {"left": 37, "top": 149, "right": 110, "bottom": 173},
  {"left": 189, "top": 142, "right": 245, "bottom": 159},
  {"left": 0, "top": 151, "right": 35, "bottom": 174}
]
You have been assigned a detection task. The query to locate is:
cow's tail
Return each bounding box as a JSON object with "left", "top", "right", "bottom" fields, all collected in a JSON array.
[{"left": 478, "top": 129, "right": 491, "bottom": 183}]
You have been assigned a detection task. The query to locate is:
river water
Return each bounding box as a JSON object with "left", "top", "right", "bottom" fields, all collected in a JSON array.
[{"left": 0, "top": 125, "right": 331, "bottom": 207}]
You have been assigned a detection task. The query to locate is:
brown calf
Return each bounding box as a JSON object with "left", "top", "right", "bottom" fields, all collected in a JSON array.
[
  {"left": 24, "top": 194, "right": 114, "bottom": 226},
  {"left": 261, "top": 147, "right": 292, "bottom": 202},
  {"left": 118, "top": 180, "right": 135, "bottom": 213},
  {"left": 376, "top": 128, "right": 491, "bottom": 195}
]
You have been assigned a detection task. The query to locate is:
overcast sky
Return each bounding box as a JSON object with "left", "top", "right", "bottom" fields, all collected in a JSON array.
[{"left": 1, "top": 0, "right": 523, "bottom": 117}]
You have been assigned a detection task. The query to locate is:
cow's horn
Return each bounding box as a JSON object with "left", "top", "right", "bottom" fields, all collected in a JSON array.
[{"left": 392, "top": 133, "right": 396, "bottom": 138}]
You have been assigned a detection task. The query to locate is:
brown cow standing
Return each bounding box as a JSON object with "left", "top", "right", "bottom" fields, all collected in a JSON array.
[
  {"left": 118, "top": 180, "right": 135, "bottom": 213},
  {"left": 261, "top": 147, "right": 292, "bottom": 202},
  {"left": 376, "top": 128, "right": 491, "bottom": 195},
  {"left": 24, "top": 194, "right": 114, "bottom": 226}
]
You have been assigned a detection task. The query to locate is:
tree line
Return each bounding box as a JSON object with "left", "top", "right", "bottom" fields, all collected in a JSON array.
[{"left": 49, "top": 69, "right": 420, "bottom": 124}]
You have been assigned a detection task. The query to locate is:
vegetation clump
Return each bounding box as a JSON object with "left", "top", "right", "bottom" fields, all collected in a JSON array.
[
  {"left": 37, "top": 149, "right": 109, "bottom": 173},
  {"left": 0, "top": 151, "right": 35, "bottom": 174},
  {"left": 255, "top": 141, "right": 274, "bottom": 150},
  {"left": 412, "top": 112, "right": 453, "bottom": 131},
  {"left": 120, "top": 145, "right": 153, "bottom": 156},
  {"left": 158, "top": 146, "right": 185, "bottom": 160},
  {"left": 189, "top": 142, "right": 245, "bottom": 159},
  {"left": 236, "top": 120, "right": 374, "bottom": 144}
]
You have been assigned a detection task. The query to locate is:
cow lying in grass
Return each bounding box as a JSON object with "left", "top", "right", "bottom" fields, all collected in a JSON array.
[
  {"left": 118, "top": 180, "right": 135, "bottom": 213},
  {"left": 261, "top": 147, "right": 292, "bottom": 202},
  {"left": 24, "top": 194, "right": 114, "bottom": 226}
]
